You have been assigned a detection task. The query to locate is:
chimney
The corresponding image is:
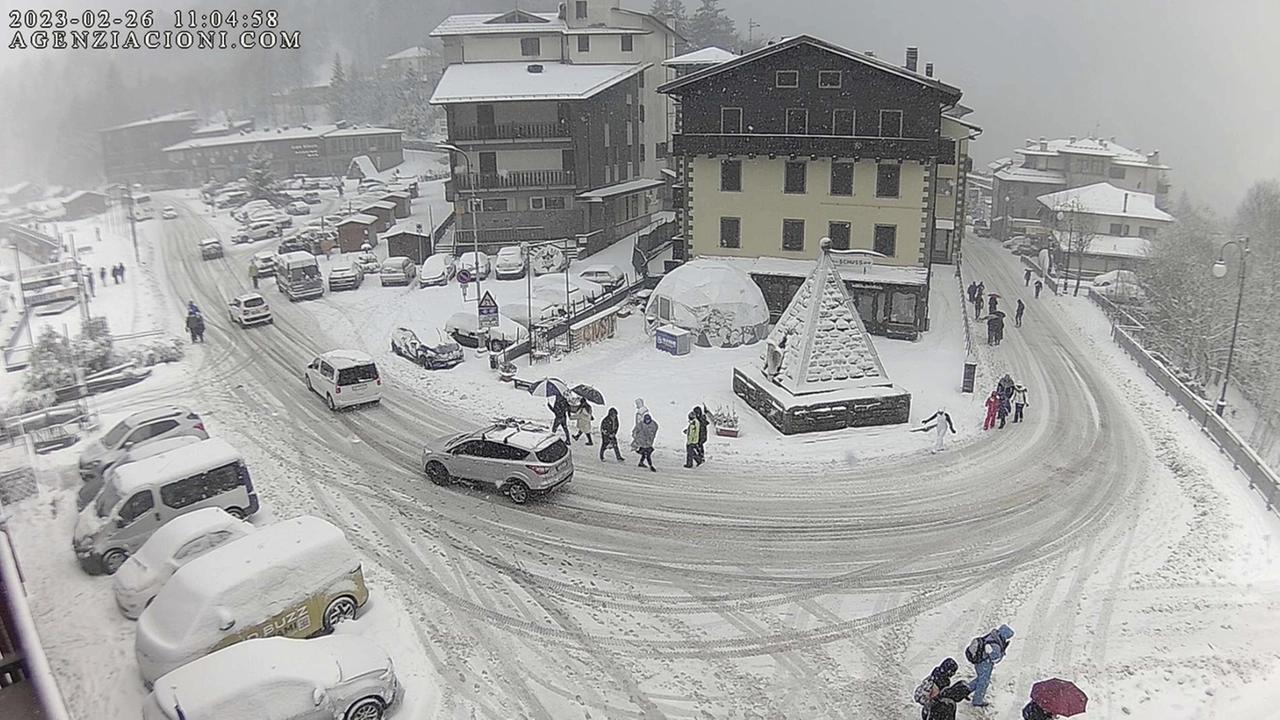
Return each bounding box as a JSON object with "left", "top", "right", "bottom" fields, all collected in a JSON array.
[
  {"left": 1123, "top": 193, "right": 1129, "bottom": 213},
  {"left": 1149, "top": 150, "right": 1160, "bottom": 165},
  {"left": 1069, "top": 135, "right": 1077, "bottom": 143},
  {"left": 1026, "top": 138, "right": 1035, "bottom": 148},
  {"left": 1110, "top": 135, "right": 1116, "bottom": 144},
  {"left": 527, "top": 64, "right": 544, "bottom": 74},
  {"left": 1039, "top": 137, "right": 1048, "bottom": 151},
  {"left": 925, "top": 62, "right": 934, "bottom": 77},
  {"left": 865, "top": 50, "right": 875, "bottom": 58},
  {"left": 905, "top": 46, "right": 919, "bottom": 72}
]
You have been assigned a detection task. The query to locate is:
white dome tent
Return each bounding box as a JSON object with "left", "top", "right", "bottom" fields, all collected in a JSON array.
[{"left": 644, "top": 260, "right": 770, "bottom": 348}]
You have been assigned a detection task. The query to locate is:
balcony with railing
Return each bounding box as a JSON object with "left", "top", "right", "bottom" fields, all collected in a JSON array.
[
  {"left": 450, "top": 122, "right": 572, "bottom": 143},
  {"left": 446, "top": 170, "right": 576, "bottom": 200},
  {"left": 671, "top": 134, "right": 953, "bottom": 163}
]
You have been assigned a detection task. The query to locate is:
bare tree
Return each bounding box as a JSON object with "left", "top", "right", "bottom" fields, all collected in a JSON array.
[{"left": 1052, "top": 198, "right": 1096, "bottom": 296}]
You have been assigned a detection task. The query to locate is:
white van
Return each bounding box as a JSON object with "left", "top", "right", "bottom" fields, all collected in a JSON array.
[
  {"left": 72, "top": 438, "right": 260, "bottom": 576},
  {"left": 135, "top": 516, "right": 370, "bottom": 684},
  {"left": 419, "top": 253, "right": 456, "bottom": 287},
  {"left": 303, "top": 350, "right": 382, "bottom": 410}
]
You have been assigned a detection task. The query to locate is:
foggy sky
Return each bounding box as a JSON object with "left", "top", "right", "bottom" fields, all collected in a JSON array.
[{"left": 722, "top": 0, "right": 1280, "bottom": 214}]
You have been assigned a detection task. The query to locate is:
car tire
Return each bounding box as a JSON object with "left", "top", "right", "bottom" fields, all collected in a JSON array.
[
  {"left": 322, "top": 594, "right": 359, "bottom": 632},
  {"left": 506, "top": 480, "right": 531, "bottom": 505},
  {"left": 306, "top": 376, "right": 314, "bottom": 393},
  {"left": 326, "top": 394, "right": 337, "bottom": 411},
  {"left": 425, "top": 461, "right": 452, "bottom": 486},
  {"left": 345, "top": 697, "right": 385, "bottom": 720},
  {"left": 225, "top": 507, "right": 246, "bottom": 520},
  {"left": 102, "top": 549, "right": 129, "bottom": 575}
]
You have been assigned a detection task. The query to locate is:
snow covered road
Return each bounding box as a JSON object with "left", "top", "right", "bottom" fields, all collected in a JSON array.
[{"left": 124, "top": 197, "right": 1280, "bottom": 719}]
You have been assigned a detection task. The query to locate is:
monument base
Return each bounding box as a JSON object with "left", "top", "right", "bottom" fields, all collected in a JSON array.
[{"left": 733, "top": 366, "right": 911, "bottom": 435}]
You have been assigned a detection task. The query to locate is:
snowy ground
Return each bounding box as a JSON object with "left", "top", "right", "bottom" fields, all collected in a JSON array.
[{"left": 5, "top": 198, "right": 1280, "bottom": 719}]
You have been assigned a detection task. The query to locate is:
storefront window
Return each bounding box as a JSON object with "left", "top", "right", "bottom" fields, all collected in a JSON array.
[{"left": 890, "top": 291, "right": 916, "bottom": 324}]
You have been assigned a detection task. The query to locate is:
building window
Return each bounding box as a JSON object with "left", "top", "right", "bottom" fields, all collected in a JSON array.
[
  {"left": 818, "top": 70, "right": 842, "bottom": 88},
  {"left": 1138, "top": 225, "right": 1157, "bottom": 239},
  {"left": 639, "top": 105, "right": 645, "bottom": 122},
  {"left": 1109, "top": 166, "right": 1126, "bottom": 179},
  {"left": 575, "top": 1, "right": 588, "bottom": 19},
  {"left": 562, "top": 148, "right": 576, "bottom": 171},
  {"left": 577, "top": 35, "right": 590, "bottom": 52},
  {"left": 656, "top": 141, "right": 668, "bottom": 158},
  {"left": 720, "top": 217, "right": 741, "bottom": 248},
  {"left": 481, "top": 198, "right": 508, "bottom": 212},
  {"left": 874, "top": 224, "right": 897, "bottom": 256},
  {"left": 621, "top": 35, "right": 634, "bottom": 52},
  {"left": 785, "top": 108, "right": 809, "bottom": 135},
  {"left": 876, "top": 163, "right": 900, "bottom": 198},
  {"left": 547, "top": 196, "right": 566, "bottom": 210},
  {"left": 1109, "top": 222, "right": 1130, "bottom": 236},
  {"left": 639, "top": 69, "right": 645, "bottom": 88},
  {"left": 721, "top": 160, "right": 742, "bottom": 192},
  {"left": 479, "top": 151, "right": 497, "bottom": 174},
  {"left": 879, "top": 110, "right": 903, "bottom": 138},
  {"left": 828, "top": 221, "right": 851, "bottom": 250},
  {"left": 782, "top": 219, "right": 805, "bottom": 251},
  {"left": 832, "top": 109, "right": 855, "bottom": 136},
  {"left": 937, "top": 177, "right": 954, "bottom": 197},
  {"left": 721, "top": 107, "right": 743, "bottom": 134},
  {"left": 521, "top": 37, "right": 540, "bottom": 56},
  {"left": 830, "top": 162, "right": 854, "bottom": 196},
  {"left": 775, "top": 70, "right": 799, "bottom": 88},
  {"left": 531, "top": 197, "right": 546, "bottom": 210},
  {"left": 639, "top": 142, "right": 646, "bottom": 161},
  {"left": 604, "top": 122, "right": 610, "bottom": 147},
  {"left": 784, "top": 161, "right": 807, "bottom": 194}
]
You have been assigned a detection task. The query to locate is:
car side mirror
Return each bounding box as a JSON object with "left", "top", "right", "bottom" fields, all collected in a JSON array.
[
  {"left": 216, "top": 609, "right": 236, "bottom": 631},
  {"left": 116, "top": 518, "right": 127, "bottom": 528},
  {"left": 313, "top": 687, "right": 328, "bottom": 707}
]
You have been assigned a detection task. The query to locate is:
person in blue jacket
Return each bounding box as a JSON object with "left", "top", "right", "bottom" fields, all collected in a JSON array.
[{"left": 966, "top": 624, "right": 1014, "bottom": 707}]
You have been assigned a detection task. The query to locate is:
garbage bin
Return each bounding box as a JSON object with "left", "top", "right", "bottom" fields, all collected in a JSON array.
[{"left": 655, "top": 325, "right": 692, "bottom": 356}]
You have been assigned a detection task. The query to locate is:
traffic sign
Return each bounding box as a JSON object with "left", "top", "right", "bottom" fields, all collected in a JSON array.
[
  {"left": 478, "top": 290, "right": 499, "bottom": 328},
  {"left": 457, "top": 269, "right": 473, "bottom": 284}
]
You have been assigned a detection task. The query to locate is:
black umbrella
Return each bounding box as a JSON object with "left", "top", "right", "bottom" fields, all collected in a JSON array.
[{"left": 572, "top": 384, "right": 604, "bottom": 405}]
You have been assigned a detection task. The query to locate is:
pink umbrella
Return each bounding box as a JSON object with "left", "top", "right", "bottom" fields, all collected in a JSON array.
[{"left": 1031, "top": 678, "right": 1088, "bottom": 716}]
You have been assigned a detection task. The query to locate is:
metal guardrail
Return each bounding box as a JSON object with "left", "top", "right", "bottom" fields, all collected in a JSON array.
[{"left": 1094, "top": 293, "right": 1280, "bottom": 511}]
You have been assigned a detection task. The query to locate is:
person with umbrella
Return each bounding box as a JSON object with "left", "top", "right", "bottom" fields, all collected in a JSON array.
[
  {"left": 550, "top": 391, "right": 571, "bottom": 442},
  {"left": 924, "top": 680, "right": 973, "bottom": 720},
  {"left": 1034, "top": 279, "right": 1044, "bottom": 298},
  {"left": 572, "top": 395, "right": 594, "bottom": 446},
  {"left": 1026, "top": 677, "right": 1087, "bottom": 718},
  {"left": 988, "top": 293, "right": 1000, "bottom": 315},
  {"left": 1022, "top": 701, "right": 1057, "bottom": 720},
  {"left": 599, "top": 407, "right": 623, "bottom": 462}
]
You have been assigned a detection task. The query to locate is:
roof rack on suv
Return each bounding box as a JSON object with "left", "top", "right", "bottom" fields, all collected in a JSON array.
[{"left": 486, "top": 417, "right": 550, "bottom": 435}]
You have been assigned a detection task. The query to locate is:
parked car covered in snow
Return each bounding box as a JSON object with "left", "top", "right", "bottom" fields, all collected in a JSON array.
[
  {"left": 494, "top": 245, "right": 526, "bottom": 279},
  {"left": 141, "top": 635, "right": 403, "bottom": 720},
  {"left": 390, "top": 327, "right": 463, "bottom": 370},
  {"left": 113, "top": 507, "right": 255, "bottom": 619},
  {"left": 285, "top": 200, "right": 311, "bottom": 216},
  {"left": 421, "top": 421, "right": 574, "bottom": 504},
  {"left": 328, "top": 262, "right": 364, "bottom": 291},
  {"left": 354, "top": 251, "right": 382, "bottom": 276},
  {"left": 419, "top": 253, "right": 456, "bottom": 287},
  {"left": 227, "top": 293, "right": 272, "bottom": 327},
  {"left": 161, "top": 206, "right": 178, "bottom": 220},
  {"left": 245, "top": 219, "right": 280, "bottom": 242},
  {"left": 134, "top": 515, "right": 369, "bottom": 684},
  {"left": 379, "top": 256, "right": 417, "bottom": 286},
  {"left": 1091, "top": 269, "right": 1146, "bottom": 303},
  {"left": 444, "top": 311, "right": 527, "bottom": 351},
  {"left": 458, "top": 251, "right": 491, "bottom": 280},
  {"left": 78, "top": 406, "right": 208, "bottom": 483},
  {"left": 579, "top": 264, "right": 627, "bottom": 292}
]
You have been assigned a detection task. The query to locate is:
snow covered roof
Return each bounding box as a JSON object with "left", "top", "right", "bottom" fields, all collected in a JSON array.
[
  {"left": 1014, "top": 136, "right": 1169, "bottom": 169},
  {"left": 111, "top": 439, "right": 242, "bottom": 496},
  {"left": 431, "top": 62, "right": 646, "bottom": 104},
  {"left": 646, "top": 260, "right": 770, "bottom": 339},
  {"left": 994, "top": 166, "right": 1067, "bottom": 185},
  {"left": 1052, "top": 230, "right": 1152, "bottom": 259},
  {"left": 942, "top": 114, "right": 983, "bottom": 134},
  {"left": 664, "top": 46, "right": 739, "bottom": 67},
  {"left": 338, "top": 213, "right": 378, "bottom": 226},
  {"left": 431, "top": 10, "right": 564, "bottom": 37},
  {"left": 711, "top": 254, "right": 929, "bottom": 287},
  {"left": 761, "top": 243, "right": 892, "bottom": 396},
  {"left": 660, "top": 34, "right": 962, "bottom": 99},
  {"left": 163, "top": 125, "right": 400, "bottom": 152},
  {"left": 101, "top": 110, "right": 199, "bottom": 132},
  {"left": 576, "top": 177, "right": 663, "bottom": 200},
  {"left": 348, "top": 155, "right": 378, "bottom": 179},
  {"left": 385, "top": 45, "right": 434, "bottom": 61},
  {"left": 61, "top": 190, "right": 106, "bottom": 204},
  {"left": 1037, "top": 183, "right": 1173, "bottom": 222}
]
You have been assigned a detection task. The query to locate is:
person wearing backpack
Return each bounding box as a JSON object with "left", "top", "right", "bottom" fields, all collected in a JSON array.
[
  {"left": 913, "top": 658, "right": 959, "bottom": 718},
  {"left": 924, "top": 680, "right": 973, "bottom": 720},
  {"left": 1022, "top": 700, "right": 1057, "bottom": 720},
  {"left": 965, "top": 624, "right": 1014, "bottom": 707}
]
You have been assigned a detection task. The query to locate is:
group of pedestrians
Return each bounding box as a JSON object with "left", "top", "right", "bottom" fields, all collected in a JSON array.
[
  {"left": 81, "top": 263, "right": 127, "bottom": 298},
  {"left": 914, "top": 624, "right": 1064, "bottom": 718},
  {"left": 552, "top": 396, "right": 709, "bottom": 472},
  {"left": 966, "top": 279, "right": 1029, "bottom": 346},
  {"left": 983, "top": 373, "right": 1029, "bottom": 430}
]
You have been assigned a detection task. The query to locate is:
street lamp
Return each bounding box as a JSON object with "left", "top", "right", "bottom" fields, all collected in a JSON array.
[
  {"left": 522, "top": 241, "right": 533, "bottom": 366},
  {"left": 1210, "top": 236, "right": 1249, "bottom": 417},
  {"left": 437, "top": 142, "right": 482, "bottom": 309}
]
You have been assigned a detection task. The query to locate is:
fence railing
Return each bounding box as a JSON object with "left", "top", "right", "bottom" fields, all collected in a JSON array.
[
  {"left": 452, "top": 122, "right": 571, "bottom": 142},
  {"left": 3, "top": 308, "right": 32, "bottom": 371},
  {"left": 1094, "top": 292, "right": 1280, "bottom": 512},
  {"left": 451, "top": 170, "right": 575, "bottom": 191}
]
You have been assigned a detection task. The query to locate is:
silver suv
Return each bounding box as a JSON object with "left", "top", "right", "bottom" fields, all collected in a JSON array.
[
  {"left": 78, "top": 405, "right": 208, "bottom": 483},
  {"left": 421, "top": 420, "right": 573, "bottom": 504}
]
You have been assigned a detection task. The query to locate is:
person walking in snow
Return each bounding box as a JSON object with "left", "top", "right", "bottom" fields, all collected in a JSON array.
[
  {"left": 925, "top": 681, "right": 974, "bottom": 720},
  {"left": 1034, "top": 279, "right": 1043, "bottom": 298},
  {"left": 599, "top": 407, "right": 623, "bottom": 462},
  {"left": 997, "top": 391, "right": 1011, "bottom": 429},
  {"left": 684, "top": 412, "right": 700, "bottom": 468},
  {"left": 572, "top": 398, "right": 594, "bottom": 446},
  {"left": 634, "top": 413, "right": 658, "bottom": 472},
  {"left": 99, "top": 266, "right": 107, "bottom": 285},
  {"left": 914, "top": 408, "right": 957, "bottom": 453},
  {"left": 1024, "top": 267, "right": 1033, "bottom": 286},
  {"left": 973, "top": 291, "right": 984, "bottom": 319},
  {"left": 185, "top": 311, "right": 201, "bottom": 343},
  {"left": 85, "top": 269, "right": 95, "bottom": 297},
  {"left": 119, "top": 263, "right": 126, "bottom": 283},
  {"left": 913, "top": 658, "right": 960, "bottom": 718},
  {"left": 550, "top": 392, "right": 571, "bottom": 443},
  {"left": 249, "top": 262, "right": 260, "bottom": 289},
  {"left": 631, "top": 397, "right": 649, "bottom": 449},
  {"left": 976, "top": 281, "right": 985, "bottom": 298},
  {"left": 693, "top": 406, "right": 709, "bottom": 465},
  {"left": 1022, "top": 700, "right": 1057, "bottom": 720},
  {"left": 986, "top": 314, "right": 1000, "bottom": 345},
  {"left": 1015, "top": 298, "right": 1026, "bottom": 328},
  {"left": 1012, "top": 385, "right": 1029, "bottom": 424},
  {"left": 988, "top": 293, "right": 999, "bottom": 315},
  {"left": 997, "top": 374, "right": 1016, "bottom": 403},
  {"left": 965, "top": 624, "right": 1015, "bottom": 707},
  {"left": 993, "top": 313, "right": 1006, "bottom": 345},
  {"left": 983, "top": 390, "right": 1000, "bottom": 431},
  {"left": 967, "top": 281, "right": 977, "bottom": 303}
]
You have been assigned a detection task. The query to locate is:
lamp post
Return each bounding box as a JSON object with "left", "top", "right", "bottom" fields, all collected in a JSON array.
[
  {"left": 437, "top": 142, "right": 481, "bottom": 311},
  {"left": 1210, "top": 235, "right": 1249, "bottom": 417},
  {"left": 522, "top": 241, "right": 533, "bottom": 366}
]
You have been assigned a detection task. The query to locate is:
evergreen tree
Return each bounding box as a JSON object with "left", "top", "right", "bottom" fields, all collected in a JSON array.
[
  {"left": 684, "top": 0, "right": 739, "bottom": 52},
  {"left": 245, "top": 145, "right": 275, "bottom": 199},
  {"left": 328, "top": 53, "right": 347, "bottom": 121}
]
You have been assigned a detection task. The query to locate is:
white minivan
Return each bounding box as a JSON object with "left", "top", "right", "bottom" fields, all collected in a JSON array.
[
  {"left": 304, "top": 350, "right": 382, "bottom": 410},
  {"left": 72, "top": 438, "right": 260, "bottom": 575}
]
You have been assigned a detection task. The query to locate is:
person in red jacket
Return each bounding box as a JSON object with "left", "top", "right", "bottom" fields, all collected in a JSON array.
[{"left": 983, "top": 390, "right": 1000, "bottom": 430}]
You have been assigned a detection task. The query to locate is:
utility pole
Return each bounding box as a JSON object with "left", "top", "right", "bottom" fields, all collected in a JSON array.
[
  {"left": 126, "top": 183, "right": 140, "bottom": 261},
  {"left": 748, "top": 18, "right": 760, "bottom": 46}
]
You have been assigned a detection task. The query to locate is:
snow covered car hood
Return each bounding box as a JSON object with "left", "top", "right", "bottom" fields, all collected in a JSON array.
[
  {"left": 74, "top": 505, "right": 110, "bottom": 546},
  {"left": 78, "top": 437, "right": 110, "bottom": 467},
  {"left": 113, "top": 554, "right": 157, "bottom": 593}
]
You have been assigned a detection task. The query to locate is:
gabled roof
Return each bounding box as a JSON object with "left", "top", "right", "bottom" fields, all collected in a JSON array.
[
  {"left": 101, "top": 111, "right": 199, "bottom": 132},
  {"left": 614, "top": 7, "right": 686, "bottom": 42},
  {"left": 1052, "top": 230, "right": 1152, "bottom": 259},
  {"left": 1036, "top": 182, "right": 1174, "bottom": 222},
  {"left": 385, "top": 45, "right": 434, "bottom": 61},
  {"left": 430, "top": 11, "right": 564, "bottom": 37},
  {"left": 1015, "top": 136, "right": 1169, "bottom": 169},
  {"left": 664, "top": 46, "right": 738, "bottom": 67},
  {"left": 658, "top": 34, "right": 962, "bottom": 99},
  {"left": 430, "top": 62, "right": 646, "bottom": 104},
  {"left": 761, "top": 243, "right": 892, "bottom": 396},
  {"left": 995, "top": 166, "right": 1067, "bottom": 185}
]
